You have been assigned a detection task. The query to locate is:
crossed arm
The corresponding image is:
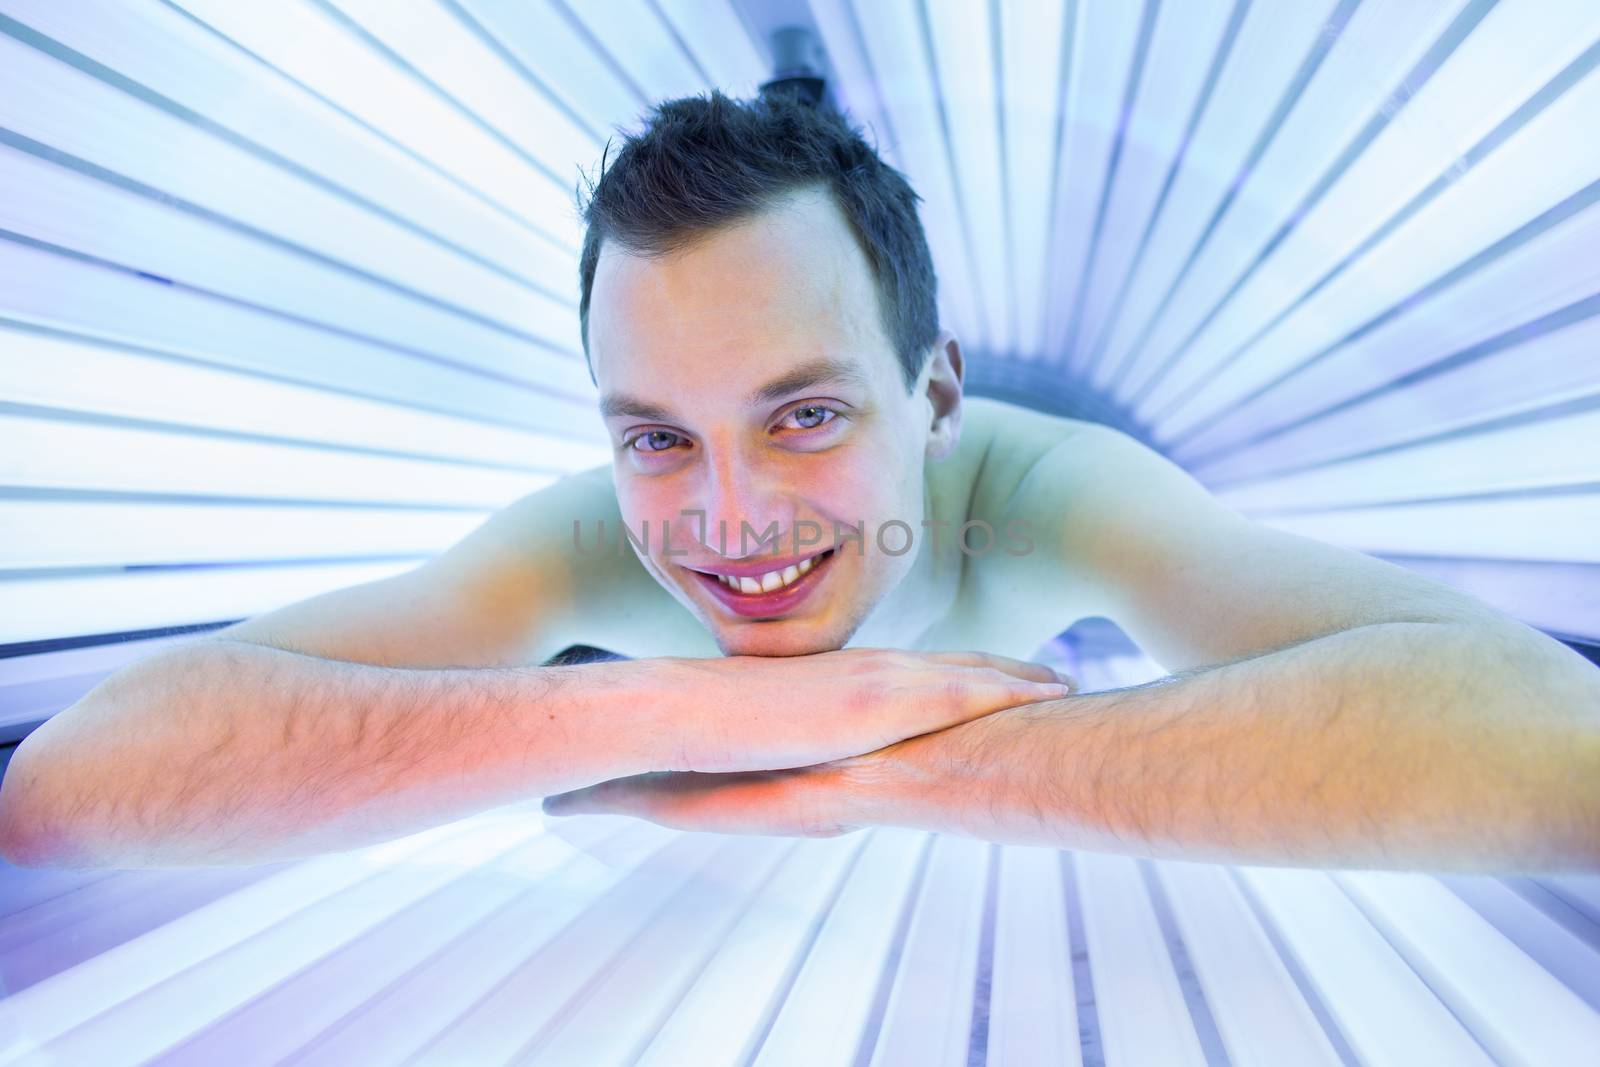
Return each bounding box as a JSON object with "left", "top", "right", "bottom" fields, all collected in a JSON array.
[
  {"left": 547, "top": 620, "right": 1600, "bottom": 871},
  {"left": 545, "top": 427, "right": 1600, "bottom": 872}
]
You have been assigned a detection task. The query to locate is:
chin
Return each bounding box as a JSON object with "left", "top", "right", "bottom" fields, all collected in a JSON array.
[
  {"left": 701, "top": 609, "right": 869, "bottom": 657},
  {"left": 713, "top": 624, "right": 847, "bottom": 658}
]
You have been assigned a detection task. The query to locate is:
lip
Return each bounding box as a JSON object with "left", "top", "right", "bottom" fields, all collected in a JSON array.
[
  {"left": 678, "top": 547, "right": 835, "bottom": 579},
  {"left": 684, "top": 548, "right": 836, "bottom": 619}
]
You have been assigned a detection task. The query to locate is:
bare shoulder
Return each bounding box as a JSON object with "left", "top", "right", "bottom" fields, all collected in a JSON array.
[
  {"left": 967, "top": 407, "right": 1264, "bottom": 648},
  {"left": 960, "top": 395, "right": 1102, "bottom": 518},
  {"left": 914, "top": 397, "right": 1108, "bottom": 654},
  {"left": 199, "top": 464, "right": 675, "bottom": 669},
  {"left": 943, "top": 397, "right": 1210, "bottom": 654}
]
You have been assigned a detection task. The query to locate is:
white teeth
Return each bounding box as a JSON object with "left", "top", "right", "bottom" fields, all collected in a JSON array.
[{"left": 713, "top": 554, "right": 828, "bottom": 595}]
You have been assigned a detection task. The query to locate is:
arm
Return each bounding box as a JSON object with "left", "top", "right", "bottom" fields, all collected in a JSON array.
[
  {"left": 0, "top": 641, "right": 664, "bottom": 868},
  {"left": 0, "top": 465, "right": 1069, "bottom": 867},
  {"left": 0, "top": 470, "right": 643, "bottom": 868},
  {"left": 548, "top": 618, "right": 1599, "bottom": 870},
  {"left": 974, "top": 423, "right": 1600, "bottom": 868},
  {"left": 0, "top": 639, "right": 1067, "bottom": 869},
  {"left": 0, "top": 470, "right": 617, "bottom": 870},
  {"left": 851, "top": 616, "right": 1600, "bottom": 871}
]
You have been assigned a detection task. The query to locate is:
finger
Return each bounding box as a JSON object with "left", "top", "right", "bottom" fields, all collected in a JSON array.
[
  {"left": 547, "top": 771, "right": 850, "bottom": 837},
  {"left": 641, "top": 771, "right": 852, "bottom": 837},
  {"left": 960, "top": 666, "right": 1074, "bottom": 705},
  {"left": 542, "top": 771, "right": 676, "bottom": 816},
  {"left": 541, "top": 783, "right": 618, "bottom": 817},
  {"left": 908, "top": 667, "right": 1071, "bottom": 727},
  {"left": 921, "top": 650, "right": 1069, "bottom": 685},
  {"left": 542, "top": 772, "right": 733, "bottom": 821}
]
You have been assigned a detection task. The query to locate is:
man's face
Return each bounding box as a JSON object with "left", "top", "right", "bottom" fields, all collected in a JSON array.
[{"left": 587, "top": 188, "right": 946, "bottom": 657}]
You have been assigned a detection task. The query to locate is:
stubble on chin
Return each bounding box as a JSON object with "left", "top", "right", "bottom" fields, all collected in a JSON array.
[{"left": 711, "top": 615, "right": 863, "bottom": 659}]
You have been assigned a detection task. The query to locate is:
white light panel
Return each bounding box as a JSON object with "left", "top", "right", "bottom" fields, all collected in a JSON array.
[
  {"left": 1135, "top": 0, "right": 1600, "bottom": 427},
  {"left": 1071, "top": 0, "right": 1237, "bottom": 382},
  {"left": 165, "top": 0, "right": 584, "bottom": 246},
  {"left": 2, "top": 5, "right": 1599, "bottom": 1058},
  {"left": 0, "top": 561, "right": 422, "bottom": 644}
]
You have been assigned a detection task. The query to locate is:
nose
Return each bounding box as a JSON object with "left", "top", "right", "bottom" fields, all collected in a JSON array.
[{"left": 682, "top": 443, "right": 797, "bottom": 559}]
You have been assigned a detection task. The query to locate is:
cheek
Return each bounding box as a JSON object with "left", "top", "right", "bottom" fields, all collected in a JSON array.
[
  {"left": 809, "top": 450, "right": 918, "bottom": 525},
  {"left": 613, "top": 472, "right": 677, "bottom": 524}
]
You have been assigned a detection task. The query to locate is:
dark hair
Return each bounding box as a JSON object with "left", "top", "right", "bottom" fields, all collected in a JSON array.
[{"left": 577, "top": 90, "right": 939, "bottom": 390}]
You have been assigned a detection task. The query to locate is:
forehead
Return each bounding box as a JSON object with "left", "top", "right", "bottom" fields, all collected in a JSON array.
[{"left": 587, "top": 188, "right": 894, "bottom": 403}]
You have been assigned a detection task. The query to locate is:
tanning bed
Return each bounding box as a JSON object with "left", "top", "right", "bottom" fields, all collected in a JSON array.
[{"left": 2, "top": 0, "right": 1598, "bottom": 1062}]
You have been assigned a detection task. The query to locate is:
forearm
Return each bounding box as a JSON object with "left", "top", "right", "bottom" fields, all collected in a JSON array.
[
  {"left": 0, "top": 639, "right": 665, "bottom": 868},
  {"left": 876, "top": 622, "right": 1600, "bottom": 871}
]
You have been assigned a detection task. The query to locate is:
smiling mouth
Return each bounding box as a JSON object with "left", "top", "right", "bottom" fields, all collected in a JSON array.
[
  {"left": 695, "top": 548, "right": 835, "bottom": 594},
  {"left": 683, "top": 548, "right": 837, "bottom": 617}
]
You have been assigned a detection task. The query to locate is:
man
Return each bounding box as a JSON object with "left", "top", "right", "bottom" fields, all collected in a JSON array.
[{"left": 1, "top": 93, "right": 1595, "bottom": 871}]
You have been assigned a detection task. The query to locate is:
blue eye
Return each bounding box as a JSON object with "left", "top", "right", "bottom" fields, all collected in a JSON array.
[
  {"left": 785, "top": 405, "right": 837, "bottom": 430},
  {"left": 630, "top": 430, "right": 684, "bottom": 453}
]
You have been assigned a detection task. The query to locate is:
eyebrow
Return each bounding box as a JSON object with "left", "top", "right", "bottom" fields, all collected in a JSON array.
[
  {"left": 597, "top": 394, "right": 676, "bottom": 421},
  {"left": 598, "top": 357, "right": 871, "bottom": 422}
]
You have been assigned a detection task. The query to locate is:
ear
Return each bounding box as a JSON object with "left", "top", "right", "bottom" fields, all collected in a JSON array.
[{"left": 922, "top": 331, "right": 965, "bottom": 462}]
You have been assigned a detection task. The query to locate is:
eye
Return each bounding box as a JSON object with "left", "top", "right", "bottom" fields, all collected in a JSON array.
[
  {"left": 627, "top": 429, "right": 686, "bottom": 453},
  {"left": 780, "top": 404, "right": 839, "bottom": 431}
]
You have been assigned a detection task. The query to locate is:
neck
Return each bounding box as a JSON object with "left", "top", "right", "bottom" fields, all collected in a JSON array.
[{"left": 846, "top": 462, "right": 965, "bottom": 649}]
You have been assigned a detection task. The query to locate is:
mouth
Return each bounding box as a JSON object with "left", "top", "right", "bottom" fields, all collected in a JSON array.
[{"left": 683, "top": 548, "right": 837, "bottom": 619}]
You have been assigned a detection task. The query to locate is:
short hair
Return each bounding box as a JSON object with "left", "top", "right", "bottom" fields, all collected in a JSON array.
[{"left": 577, "top": 90, "right": 940, "bottom": 390}]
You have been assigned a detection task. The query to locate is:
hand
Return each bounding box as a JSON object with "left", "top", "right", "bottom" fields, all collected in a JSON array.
[
  {"left": 543, "top": 694, "right": 1056, "bottom": 840},
  {"left": 543, "top": 765, "right": 858, "bottom": 838},
  {"left": 601, "top": 648, "right": 1073, "bottom": 775}
]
